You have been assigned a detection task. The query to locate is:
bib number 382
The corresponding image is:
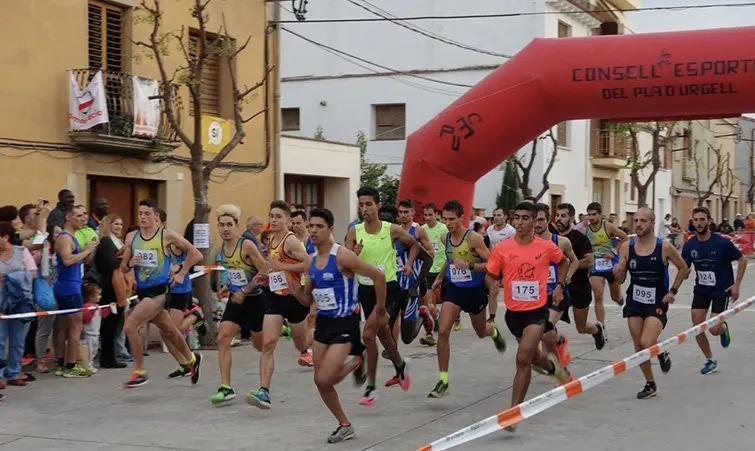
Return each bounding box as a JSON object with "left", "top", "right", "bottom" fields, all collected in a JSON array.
[{"left": 268, "top": 271, "right": 288, "bottom": 292}]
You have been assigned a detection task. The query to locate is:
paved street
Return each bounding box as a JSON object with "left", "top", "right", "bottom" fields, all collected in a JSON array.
[{"left": 2, "top": 265, "right": 755, "bottom": 451}]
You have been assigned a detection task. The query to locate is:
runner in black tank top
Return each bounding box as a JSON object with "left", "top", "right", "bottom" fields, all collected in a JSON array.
[{"left": 613, "top": 207, "right": 688, "bottom": 400}]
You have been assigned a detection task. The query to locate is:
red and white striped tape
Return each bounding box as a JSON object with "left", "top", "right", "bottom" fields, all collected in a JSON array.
[
  {"left": 418, "top": 295, "right": 755, "bottom": 451},
  {"left": 0, "top": 266, "right": 227, "bottom": 321}
]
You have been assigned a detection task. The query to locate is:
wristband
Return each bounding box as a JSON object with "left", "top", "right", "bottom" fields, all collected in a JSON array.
[
  {"left": 240, "top": 286, "right": 248, "bottom": 295},
  {"left": 670, "top": 287, "right": 678, "bottom": 295}
]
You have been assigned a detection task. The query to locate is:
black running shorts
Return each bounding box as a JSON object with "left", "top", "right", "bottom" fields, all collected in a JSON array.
[
  {"left": 442, "top": 283, "right": 488, "bottom": 315},
  {"left": 358, "top": 281, "right": 405, "bottom": 323},
  {"left": 166, "top": 292, "right": 192, "bottom": 311},
  {"left": 314, "top": 314, "right": 365, "bottom": 356},
  {"left": 567, "top": 286, "right": 592, "bottom": 310},
  {"left": 221, "top": 292, "right": 266, "bottom": 333},
  {"left": 623, "top": 303, "right": 668, "bottom": 329},
  {"left": 691, "top": 292, "right": 730, "bottom": 314},
  {"left": 264, "top": 289, "right": 310, "bottom": 324},
  {"left": 504, "top": 306, "right": 554, "bottom": 340}
]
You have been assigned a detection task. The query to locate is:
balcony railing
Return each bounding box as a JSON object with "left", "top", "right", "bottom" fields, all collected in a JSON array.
[{"left": 68, "top": 68, "right": 182, "bottom": 150}]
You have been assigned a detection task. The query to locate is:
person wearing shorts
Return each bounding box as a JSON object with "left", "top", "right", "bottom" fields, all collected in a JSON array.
[
  {"left": 485, "top": 207, "right": 516, "bottom": 323},
  {"left": 614, "top": 207, "right": 687, "bottom": 400},
  {"left": 485, "top": 202, "right": 571, "bottom": 432},
  {"left": 246, "top": 200, "right": 313, "bottom": 410},
  {"left": 427, "top": 200, "right": 507, "bottom": 399},
  {"left": 420, "top": 203, "right": 448, "bottom": 346},
  {"left": 682, "top": 206, "right": 747, "bottom": 375},
  {"left": 210, "top": 205, "right": 268, "bottom": 405}
]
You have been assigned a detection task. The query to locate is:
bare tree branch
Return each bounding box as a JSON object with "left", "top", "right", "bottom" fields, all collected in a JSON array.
[
  {"left": 242, "top": 108, "right": 267, "bottom": 124},
  {"left": 534, "top": 129, "right": 559, "bottom": 201}
]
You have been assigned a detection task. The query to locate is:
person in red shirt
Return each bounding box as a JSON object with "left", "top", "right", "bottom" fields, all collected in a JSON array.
[{"left": 486, "top": 202, "right": 570, "bottom": 431}]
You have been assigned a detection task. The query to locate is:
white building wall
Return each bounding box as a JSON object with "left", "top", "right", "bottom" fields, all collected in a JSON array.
[{"left": 282, "top": 0, "right": 609, "bottom": 212}]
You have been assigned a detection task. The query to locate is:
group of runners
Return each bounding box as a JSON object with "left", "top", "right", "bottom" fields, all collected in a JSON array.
[{"left": 112, "top": 189, "right": 747, "bottom": 443}]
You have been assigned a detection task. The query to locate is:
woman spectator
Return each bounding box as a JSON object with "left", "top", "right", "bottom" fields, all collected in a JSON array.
[
  {"left": 0, "top": 221, "right": 37, "bottom": 388},
  {"left": 34, "top": 224, "right": 62, "bottom": 373},
  {"left": 94, "top": 214, "right": 129, "bottom": 369}
]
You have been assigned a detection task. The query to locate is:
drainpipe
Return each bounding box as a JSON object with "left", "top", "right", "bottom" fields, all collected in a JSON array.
[{"left": 267, "top": 1, "right": 282, "bottom": 200}]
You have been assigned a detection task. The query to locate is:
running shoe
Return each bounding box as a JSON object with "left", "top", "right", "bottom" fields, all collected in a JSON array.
[
  {"left": 593, "top": 322, "right": 606, "bottom": 350},
  {"left": 420, "top": 307, "right": 434, "bottom": 333},
  {"left": 636, "top": 381, "right": 657, "bottom": 399},
  {"left": 190, "top": 352, "right": 202, "bottom": 384},
  {"left": 168, "top": 365, "right": 191, "bottom": 379},
  {"left": 720, "top": 321, "right": 731, "bottom": 348},
  {"left": 428, "top": 380, "right": 449, "bottom": 398},
  {"left": 352, "top": 352, "right": 367, "bottom": 387},
  {"left": 658, "top": 351, "right": 671, "bottom": 374},
  {"left": 124, "top": 372, "right": 150, "bottom": 389},
  {"left": 7, "top": 378, "right": 26, "bottom": 387},
  {"left": 359, "top": 386, "right": 378, "bottom": 406},
  {"left": 186, "top": 306, "right": 207, "bottom": 337},
  {"left": 398, "top": 358, "right": 411, "bottom": 391},
  {"left": 453, "top": 318, "right": 461, "bottom": 332},
  {"left": 63, "top": 364, "right": 93, "bottom": 378},
  {"left": 614, "top": 296, "right": 625, "bottom": 307},
  {"left": 555, "top": 335, "right": 571, "bottom": 367},
  {"left": 36, "top": 361, "right": 50, "bottom": 374},
  {"left": 118, "top": 353, "right": 135, "bottom": 362},
  {"left": 547, "top": 354, "right": 571, "bottom": 385},
  {"left": 327, "top": 424, "right": 355, "bottom": 443},
  {"left": 54, "top": 365, "right": 66, "bottom": 377},
  {"left": 700, "top": 359, "right": 718, "bottom": 375},
  {"left": 490, "top": 324, "right": 507, "bottom": 353},
  {"left": 246, "top": 388, "right": 272, "bottom": 410},
  {"left": 281, "top": 322, "right": 292, "bottom": 340},
  {"left": 298, "top": 350, "right": 314, "bottom": 367},
  {"left": 384, "top": 374, "right": 401, "bottom": 387},
  {"left": 210, "top": 385, "right": 237, "bottom": 405},
  {"left": 419, "top": 333, "right": 436, "bottom": 347}
]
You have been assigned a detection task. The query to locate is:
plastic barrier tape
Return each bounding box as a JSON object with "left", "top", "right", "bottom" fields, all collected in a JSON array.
[
  {"left": 418, "top": 295, "right": 755, "bottom": 451},
  {"left": 125, "top": 265, "right": 226, "bottom": 302}
]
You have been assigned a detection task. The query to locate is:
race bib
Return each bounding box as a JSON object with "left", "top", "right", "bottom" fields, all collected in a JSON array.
[
  {"left": 449, "top": 264, "right": 472, "bottom": 283},
  {"left": 547, "top": 266, "right": 556, "bottom": 284},
  {"left": 432, "top": 242, "right": 440, "bottom": 252},
  {"left": 227, "top": 269, "right": 248, "bottom": 286},
  {"left": 632, "top": 285, "right": 656, "bottom": 305},
  {"left": 313, "top": 287, "right": 337, "bottom": 311},
  {"left": 360, "top": 265, "right": 384, "bottom": 285},
  {"left": 134, "top": 249, "right": 158, "bottom": 268},
  {"left": 697, "top": 270, "right": 716, "bottom": 287},
  {"left": 512, "top": 281, "right": 539, "bottom": 302},
  {"left": 594, "top": 258, "right": 613, "bottom": 272},
  {"left": 268, "top": 271, "right": 288, "bottom": 292}
]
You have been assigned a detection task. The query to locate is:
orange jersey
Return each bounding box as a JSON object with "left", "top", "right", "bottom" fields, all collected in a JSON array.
[
  {"left": 486, "top": 236, "right": 563, "bottom": 311},
  {"left": 268, "top": 232, "right": 304, "bottom": 296}
]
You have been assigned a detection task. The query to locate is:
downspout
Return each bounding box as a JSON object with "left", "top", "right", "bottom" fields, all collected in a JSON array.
[{"left": 267, "top": 1, "right": 282, "bottom": 199}]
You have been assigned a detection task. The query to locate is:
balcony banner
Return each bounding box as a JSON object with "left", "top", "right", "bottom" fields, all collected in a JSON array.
[
  {"left": 68, "top": 70, "right": 109, "bottom": 131},
  {"left": 132, "top": 76, "right": 161, "bottom": 138}
]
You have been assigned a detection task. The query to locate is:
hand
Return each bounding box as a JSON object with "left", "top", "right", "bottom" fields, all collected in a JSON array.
[
  {"left": 431, "top": 278, "right": 441, "bottom": 291},
  {"left": 230, "top": 290, "right": 245, "bottom": 304},
  {"left": 129, "top": 255, "right": 140, "bottom": 268},
  {"left": 252, "top": 273, "right": 268, "bottom": 286},
  {"left": 218, "top": 287, "right": 230, "bottom": 299},
  {"left": 354, "top": 239, "right": 364, "bottom": 256},
  {"left": 376, "top": 305, "right": 387, "bottom": 318},
  {"left": 85, "top": 240, "right": 98, "bottom": 253},
  {"left": 727, "top": 283, "right": 740, "bottom": 301},
  {"left": 170, "top": 272, "right": 186, "bottom": 286},
  {"left": 662, "top": 292, "right": 675, "bottom": 304},
  {"left": 602, "top": 253, "right": 614, "bottom": 260},
  {"left": 453, "top": 259, "right": 469, "bottom": 270},
  {"left": 552, "top": 285, "right": 564, "bottom": 306},
  {"left": 403, "top": 264, "right": 413, "bottom": 276}
]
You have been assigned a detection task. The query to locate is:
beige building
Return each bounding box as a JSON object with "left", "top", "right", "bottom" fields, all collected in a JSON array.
[
  {"left": 0, "top": 0, "right": 279, "bottom": 234},
  {"left": 670, "top": 119, "right": 743, "bottom": 224}
]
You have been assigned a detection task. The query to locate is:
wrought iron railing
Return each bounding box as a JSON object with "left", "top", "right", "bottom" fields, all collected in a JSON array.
[{"left": 69, "top": 68, "right": 182, "bottom": 143}]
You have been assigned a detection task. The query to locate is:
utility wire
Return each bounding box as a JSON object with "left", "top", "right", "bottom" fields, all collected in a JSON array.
[
  {"left": 345, "top": 0, "right": 512, "bottom": 58},
  {"left": 281, "top": 27, "right": 473, "bottom": 88},
  {"left": 276, "top": 2, "right": 755, "bottom": 23}
]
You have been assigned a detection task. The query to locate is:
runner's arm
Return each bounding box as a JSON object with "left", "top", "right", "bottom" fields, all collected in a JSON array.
[
  {"left": 164, "top": 230, "right": 203, "bottom": 278},
  {"left": 274, "top": 235, "right": 311, "bottom": 273},
  {"left": 391, "top": 224, "right": 420, "bottom": 268},
  {"left": 607, "top": 222, "right": 628, "bottom": 245},
  {"left": 468, "top": 232, "right": 490, "bottom": 271},
  {"left": 416, "top": 227, "right": 435, "bottom": 260},
  {"left": 433, "top": 261, "right": 447, "bottom": 289},
  {"left": 55, "top": 233, "right": 92, "bottom": 267},
  {"left": 680, "top": 242, "right": 694, "bottom": 280},
  {"left": 345, "top": 226, "right": 357, "bottom": 251},
  {"left": 120, "top": 232, "right": 135, "bottom": 273},
  {"left": 339, "top": 246, "right": 387, "bottom": 313},
  {"left": 240, "top": 239, "right": 269, "bottom": 295},
  {"left": 561, "top": 238, "right": 579, "bottom": 285},
  {"left": 613, "top": 242, "right": 630, "bottom": 284},
  {"left": 663, "top": 241, "right": 688, "bottom": 292},
  {"left": 484, "top": 246, "right": 503, "bottom": 292}
]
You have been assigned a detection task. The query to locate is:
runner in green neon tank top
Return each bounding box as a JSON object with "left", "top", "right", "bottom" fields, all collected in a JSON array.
[
  {"left": 345, "top": 186, "right": 419, "bottom": 407},
  {"left": 585, "top": 202, "right": 628, "bottom": 340},
  {"left": 419, "top": 203, "right": 448, "bottom": 346}
]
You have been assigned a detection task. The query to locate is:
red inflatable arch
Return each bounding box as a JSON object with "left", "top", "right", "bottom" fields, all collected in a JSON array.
[{"left": 398, "top": 26, "right": 755, "bottom": 219}]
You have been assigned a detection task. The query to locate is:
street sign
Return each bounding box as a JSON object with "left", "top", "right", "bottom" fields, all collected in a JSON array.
[{"left": 201, "top": 115, "right": 232, "bottom": 154}]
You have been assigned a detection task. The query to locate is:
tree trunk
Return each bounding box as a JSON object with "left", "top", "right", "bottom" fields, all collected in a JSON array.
[{"left": 637, "top": 186, "right": 648, "bottom": 208}]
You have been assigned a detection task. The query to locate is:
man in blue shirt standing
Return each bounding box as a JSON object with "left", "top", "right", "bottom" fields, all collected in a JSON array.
[{"left": 682, "top": 206, "right": 747, "bottom": 375}]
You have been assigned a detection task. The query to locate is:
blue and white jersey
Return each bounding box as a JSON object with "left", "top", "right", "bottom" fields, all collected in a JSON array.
[
  {"left": 169, "top": 250, "right": 192, "bottom": 295},
  {"left": 309, "top": 243, "right": 357, "bottom": 318},
  {"left": 395, "top": 224, "right": 424, "bottom": 291}
]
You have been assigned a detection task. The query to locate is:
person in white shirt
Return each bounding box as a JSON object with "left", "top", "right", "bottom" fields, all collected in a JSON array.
[{"left": 485, "top": 208, "right": 516, "bottom": 323}]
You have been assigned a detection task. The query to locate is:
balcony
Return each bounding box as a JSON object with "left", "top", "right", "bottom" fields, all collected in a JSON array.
[
  {"left": 590, "top": 122, "right": 630, "bottom": 170},
  {"left": 68, "top": 69, "right": 183, "bottom": 158}
]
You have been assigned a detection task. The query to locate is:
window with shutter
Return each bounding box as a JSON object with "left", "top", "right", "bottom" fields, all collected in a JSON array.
[
  {"left": 189, "top": 32, "right": 222, "bottom": 117},
  {"left": 88, "top": 1, "right": 123, "bottom": 72},
  {"left": 374, "top": 104, "right": 406, "bottom": 141},
  {"left": 281, "top": 108, "right": 300, "bottom": 131}
]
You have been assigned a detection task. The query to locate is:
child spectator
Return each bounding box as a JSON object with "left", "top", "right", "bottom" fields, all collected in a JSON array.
[{"left": 81, "top": 283, "right": 107, "bottom": 373}]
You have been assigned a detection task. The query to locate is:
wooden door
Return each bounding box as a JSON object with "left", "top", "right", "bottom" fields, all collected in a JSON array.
[{"left": 88, "top": 176, "right": 159, "bottom": 230}]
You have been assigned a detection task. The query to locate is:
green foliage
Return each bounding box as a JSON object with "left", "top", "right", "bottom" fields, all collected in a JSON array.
[
  {"left": 496, "top": 158, "right": 521, "bottom": 211},
  {"left": 314, "top": 125, "right": 325, "bottom": 140},
  {"left": 357, "top": 130, "right": 400, "bottom": 206}
]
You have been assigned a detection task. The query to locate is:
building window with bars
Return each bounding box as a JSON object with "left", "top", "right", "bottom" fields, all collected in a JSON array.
[
  {"left": 188, "top": 32, "right": 222, "bottom": 117},
  {"left": 282, "top": 108, "right": 300, "bottom": 131},
  {"left": 373, "top": 104, "right": 406, "bottom": 141},
  {"left": 558, "top": 21, "right": 572, "bottom": 38},
  {"left": 88, "top": 0, "right": 123, "bottom": 72},
  {"left": 285, "top": 176, "right": 323, "bottom": 213}
]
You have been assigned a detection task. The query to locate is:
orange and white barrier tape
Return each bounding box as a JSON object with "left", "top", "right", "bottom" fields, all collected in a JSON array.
[{"left": 419, "top": 295, "right": 755, "bottom": 451}]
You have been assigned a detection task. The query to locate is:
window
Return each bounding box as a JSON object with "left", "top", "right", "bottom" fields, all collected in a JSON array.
[
  {"left": 285, "top": 176, "right": 323, "bottom": 213},
  {"left": 189, "top": 31, "right": 222, "bottom": 116},
  {"left": 281, "top": 108, "right": 300, "bottom": 131},
  {"left": 556, "top": 122, "right": 569, "bottom": 148},
  {"left": 558, "top": 21, "right": 572, "bottom": 38},
  {"left": 374, "top": 104, "right": 406, "bottom": 140},
  {"left": 88, "top": 0, "right": 123, "bottom": 72},
  {"left": 683, "top": 129, "right": 692, "bottom": 158},
  {"left": 550, "top": 195, "right": 562, "bottom": 222}
]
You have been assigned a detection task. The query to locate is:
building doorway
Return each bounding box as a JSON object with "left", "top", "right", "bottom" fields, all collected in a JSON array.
[
  {"left": 88, "top": 176, "right": 160, "bottom": 229},
  {"left": 284, "top": 175, "right": 324, "bottom": 213}
]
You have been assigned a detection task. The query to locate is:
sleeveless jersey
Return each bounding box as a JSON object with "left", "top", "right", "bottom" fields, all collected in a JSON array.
[
  {"left": 268, "top": 232, "right": 305, "bottom": 296},
  {"left": 354, "top": 221, "right": 397, "bottom": 286},
  {"left": 309, "top": 243, "right": 357, "bottom": 318},
  {"left": 395, "top": 224, "right": 424, "bottom": 291},
  {"left": 445, "top": 230, "right": 484, "bottom": 288},
  {"left": 132, "top": 228, "right": 171, "bottom": 290},
  {"left": 220, "top": 237, "right": 262, "bottom": 296},
  {"left": 54, "top": 232, "right": 83, "bottom": 296},
  {"left": 626, "top": 237, "right": 668, "bottom": 311},
  {"left": 422, "top": 222, "right": 449, "bottom": 274},
  {"left": 305, "top": 237, "right": 316, "bottom": 255},
  {"left": 169, "top": 249, "right": 192, "bottom": 294},
  {"left": 587, "top": 221, "right": 616, "bottom": 273},
  {"left": 547, "top": 234, "right": 560, "bottom": 295}
]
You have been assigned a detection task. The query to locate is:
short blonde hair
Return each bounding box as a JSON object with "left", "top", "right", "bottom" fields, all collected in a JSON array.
[{"left": 216, "top": 204, "right": 242, "bottom": 224}]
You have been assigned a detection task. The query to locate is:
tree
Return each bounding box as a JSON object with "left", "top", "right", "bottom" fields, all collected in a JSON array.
[
  {"left": 496, "top": 158, "right": 521, "bottom": 211},
  {"left": 622, "top": 121, "right": 676, "bottom": 208},
  {"left": 692, "top": 142, "right": 725, "bottom": 208},
  {"left": 134, "top": 0, "right": 272, "bottom": 345},
  {"left": 718, "top": 159, "right": 737, "bottom": 216},
  {"left": 356, "top": 131, "right": 399, "bottom": 205},
  {"left": 513, "top": 129, "right": 559, "bottom": 201}
]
